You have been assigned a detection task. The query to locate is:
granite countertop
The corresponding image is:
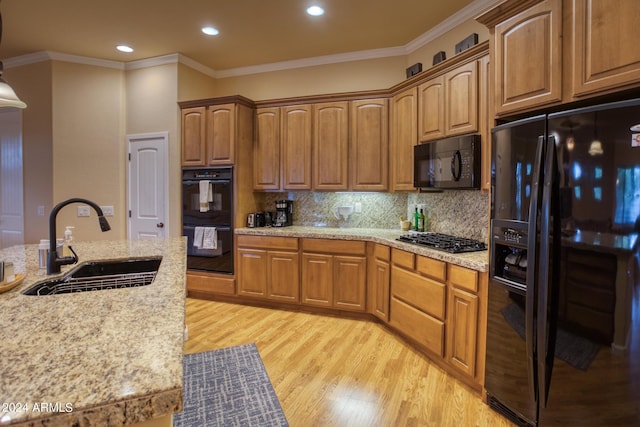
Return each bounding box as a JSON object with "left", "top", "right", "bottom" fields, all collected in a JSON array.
[
  {"left": 0, "top": 238, "right": 187, "bottom": 426},
  {"left": 236, "top": 226, "right": 489, "bottom": 272}
]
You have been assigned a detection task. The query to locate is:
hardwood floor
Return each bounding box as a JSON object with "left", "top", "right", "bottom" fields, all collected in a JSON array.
[{"left": 184, "top": 298, "right": 515, "bottom": 427}]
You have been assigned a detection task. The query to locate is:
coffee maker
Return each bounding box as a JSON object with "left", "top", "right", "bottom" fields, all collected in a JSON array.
[{"left": 274, "top": 200, "right": 293, "bottom": 227}]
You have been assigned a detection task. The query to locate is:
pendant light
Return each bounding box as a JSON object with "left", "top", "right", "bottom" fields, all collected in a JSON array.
[
  {"left": 588, "top": 112, "right": 603, "bottom": 156},
  {"left": 0, "top": 0, "right": 26, "bottom": 109}
]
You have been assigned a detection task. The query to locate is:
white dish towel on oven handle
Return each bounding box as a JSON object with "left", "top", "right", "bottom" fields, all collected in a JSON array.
[
  {"left": 193, "top": 227, "right": 217, "bottom": 250},
  {"left": 199, "top": 180, "right": 212, "bottom": 212}
]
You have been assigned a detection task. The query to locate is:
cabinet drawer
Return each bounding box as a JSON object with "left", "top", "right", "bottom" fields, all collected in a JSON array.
[
  {"left": 392, "top": 248, "right": 415, "bottom": 270},
  {"left": 374, "top": 244, "right": 391, "bottom": 261},
  {"left": 390, "top": 297, "right": 444, "bottom": 356},
  {"left": 416, "top": 256, "right": 446, "bottom": 282},
  {"left": 302, "top": 238, "right": 366, "bottom": 255},
  {"left": 391, "top": 266, "right": 445, "bottom": 320},
  {"left": 448, "top": 264, "right": 478, "bottom": 293},
  {"left": 237, "top": 235, "right": 298, "bottom": 250},
  {"left": 187, "top": 272, "right": 235, "bottom": 295}
]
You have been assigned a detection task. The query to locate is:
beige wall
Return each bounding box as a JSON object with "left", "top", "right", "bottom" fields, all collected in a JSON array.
[
  {"left": 51, "top": 61, "right": 126, "bottom": 242},
  {"left": 177, "top": 63, "right": 217, "bottom": 102},
  {"left": 126, "top": 63, "right": 182, "bottom": 238},
  {"left": 4, "top": 62, "right": 53, "bottom": 244}
]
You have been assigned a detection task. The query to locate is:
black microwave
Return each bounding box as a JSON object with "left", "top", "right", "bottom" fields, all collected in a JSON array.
[{"left": 413, "top": 134, "right": 481, "bottom": 189}]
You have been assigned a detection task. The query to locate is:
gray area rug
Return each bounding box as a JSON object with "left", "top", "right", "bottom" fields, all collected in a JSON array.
[
  {"left": 501, "top": 303, "right": 601, "bottom": 371},
  {"left": 174, "top": 343, "right": 289, "bottom": 427}
]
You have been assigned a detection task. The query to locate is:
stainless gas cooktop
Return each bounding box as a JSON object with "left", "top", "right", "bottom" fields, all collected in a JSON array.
[{"left": 397, "top": 232, "right": 487, "bottom": 253}]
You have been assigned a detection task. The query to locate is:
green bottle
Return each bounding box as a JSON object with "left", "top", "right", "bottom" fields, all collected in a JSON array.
[
  {"left": 414, "top": 207, "right": 420, "bottom": 231},
  {"left": 418, "top": 209, "right": 425, "bottom": 232}
]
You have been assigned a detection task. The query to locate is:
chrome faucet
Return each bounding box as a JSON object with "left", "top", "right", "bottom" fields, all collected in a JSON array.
[{"left": 47, "top": 198, "right": 111, "bottom": 275}]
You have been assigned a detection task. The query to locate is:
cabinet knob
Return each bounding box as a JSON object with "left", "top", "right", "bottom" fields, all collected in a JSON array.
[{"left": 157, "top": 222, "right": 164, "bottom": 228}]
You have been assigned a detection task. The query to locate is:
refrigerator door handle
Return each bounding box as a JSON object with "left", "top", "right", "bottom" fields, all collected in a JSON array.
[
  {"left": 537, "top": 135, "right": 558, "bottom": 408},
  {"left": 525, "top": 135, "right": 545, "bottom": 403}
]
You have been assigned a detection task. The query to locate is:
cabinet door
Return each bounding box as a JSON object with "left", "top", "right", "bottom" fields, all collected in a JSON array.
[
  {"left": 447, "top": 287, "right": 479, "bottom": 377},
  {"left": 181, "top": 107, "right": 206, "bottom": 166},
  {"left": 301, "top": 252, "right": 333, "bottom": 307},
  {"left": 313, "top": 101, "right": 349, "bottom": 190},
  {"left": 333, "top": 255, "right": 367, "bottom": 312},
  {"left": 572, "top": 0, "right": 640, "bottom": 97},
  {"left": 370, "top": 257, "right": 390, "bottom": 321},
  {"left": 350, "top": 99, "right": 388, "bottom": 191},
  {"left": 418, "top": 75, "right": 446, "bottom": 141},
  {"left": 494, "top": 0, "right": 562, "bottom": 115},
  {"left": 254, "top": 107, "right": 280, "bottom": 190},
  {"left": 282, "top": 104, "right": 312, "bottom": 190},
  {"left": 445, "top": 61, "right": 478, "bottom": 136},
  {"left": 237, "top": 248, "right": 268, "bottom": 298},
  {"left": 268, "top": 250, "right": 300, "bottom": 302},
  {"left": 207, "top": 103, "right": 235, "bottom": 165},
  {"left": 390, "top": 87, "right": 418, "bottom": 191}
]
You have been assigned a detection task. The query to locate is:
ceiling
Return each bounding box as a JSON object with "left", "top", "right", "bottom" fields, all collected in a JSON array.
[{"left": 0, "top": 0, "right": 489, "bottom": 74}]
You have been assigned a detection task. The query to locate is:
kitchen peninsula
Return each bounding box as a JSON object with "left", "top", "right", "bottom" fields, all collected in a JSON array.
[{"left": 0, "top": 238, "right": 186, "bottom": 427}]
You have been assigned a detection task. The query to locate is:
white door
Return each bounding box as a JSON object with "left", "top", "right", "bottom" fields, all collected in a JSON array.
[
  {"left": 0, "top": 109, "right": 24, "bottom": 249},
  {"left": 127, "top": 132, "right": 169, "bottom": 239}
]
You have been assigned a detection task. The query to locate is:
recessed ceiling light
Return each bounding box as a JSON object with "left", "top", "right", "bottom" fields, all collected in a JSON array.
[
  {"left": 116, "top": 45, "right": 134, "bottom": 53},
  {"left": 202, "top": 26, "right": 219, "bottom": 36},
  {"left": 307, "top": 5, "right": 324, "bottom": 16}
]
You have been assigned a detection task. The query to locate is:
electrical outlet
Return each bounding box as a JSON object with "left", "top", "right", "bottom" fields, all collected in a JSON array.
[
  {"left": 37, "top": 205, "right": 45, "bottom": 216},
  {"left": 77, "top": 206, "right": 90, "bottom": 217},
  {"left": 100, "top": 205, "right": 114, "bottom": 217},
  {"left": 354, "top": 202, "right": 362, "bottom": 213}
]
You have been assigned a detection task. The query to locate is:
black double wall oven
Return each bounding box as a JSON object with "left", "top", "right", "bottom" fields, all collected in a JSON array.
[{"left": 182, "top": 167, "right": 233, "bottom": 274}]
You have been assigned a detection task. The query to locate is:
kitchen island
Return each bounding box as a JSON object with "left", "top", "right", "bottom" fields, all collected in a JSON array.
[{"left": 0, "top": 238, "right": 186, "bottom": 427}]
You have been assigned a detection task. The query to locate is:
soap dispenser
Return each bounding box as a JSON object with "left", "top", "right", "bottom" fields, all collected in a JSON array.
[{"left": 63, "top": 226, "right": 75, "bottom": 257}]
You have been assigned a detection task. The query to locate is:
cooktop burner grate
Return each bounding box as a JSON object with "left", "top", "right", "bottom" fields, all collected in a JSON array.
[{"left": 397, "top": 232, "right": 487, "bottom": 253}]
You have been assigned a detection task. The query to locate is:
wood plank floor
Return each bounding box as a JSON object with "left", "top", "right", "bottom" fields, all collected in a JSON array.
[{"left": 184, "top": 298, "right": 515, "bottom": 427}]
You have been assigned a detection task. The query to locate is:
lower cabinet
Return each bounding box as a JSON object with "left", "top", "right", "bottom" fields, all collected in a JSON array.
[
  {"left": 237, "top": 235, "right": 300, "bottom": 302},
  {"left": 301, "top": 238, "right": 367, "bottom": 311},
  {"left": 367, "top": 243, "right": 390, "bottom": 321}
]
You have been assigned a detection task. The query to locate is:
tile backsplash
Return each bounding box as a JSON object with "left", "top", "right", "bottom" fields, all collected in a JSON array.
[{"left": 256, "top": 190, "right": 489, "bottom": 242}]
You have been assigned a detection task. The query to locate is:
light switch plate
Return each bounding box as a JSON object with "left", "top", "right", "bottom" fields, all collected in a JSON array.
[
  {"left": 77, "top": 206, "right": 90, "bottom": 217},
  {"left": 354, "top": 202, "right": 362, "bottom": 213},
  {"left": 100, "top": 205, "right": 114, "bottom": 217}
]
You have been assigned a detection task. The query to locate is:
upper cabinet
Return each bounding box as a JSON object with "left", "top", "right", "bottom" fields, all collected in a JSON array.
[
  {"left": 254, "top": 107, "right": 280, "bottom": 190},
  {"left": 313, "top": 101, "right": 350, "bottom": 190},
  {"left": 181, "top": 99, "right": 253, "bottom": 166},
  {"left": 350, "top": 99, "right": 389, "bottom": 191},
  {"left": 390, "top": 87, "right": 418, "bottom": 192},
  {"left": 478, "top": 0, "right": 640, "bottom": 117},
  {"left": 282, "top": 105, "right": 313, "bottom": 190},
  {"left": 572, "top": 0, "right": 640, "bottom": 97},
  {"left": 493, "top": 0, "right": 562, "bottom": 115},
  {"left": 418, "top": 61, "right": 479, "bottom": 142}
]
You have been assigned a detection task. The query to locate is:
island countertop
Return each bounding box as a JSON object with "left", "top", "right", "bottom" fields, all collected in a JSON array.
[
  {"left": 0, "top": 238, "right": 186, "bottom": 426},
  {"left": 235, "top": 226, "right": 489, "bottom": 272}
]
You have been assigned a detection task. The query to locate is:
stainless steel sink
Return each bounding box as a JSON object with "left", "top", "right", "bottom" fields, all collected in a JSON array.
[{"left": 22, "top": 257, "right": 162, "bottom": 296}]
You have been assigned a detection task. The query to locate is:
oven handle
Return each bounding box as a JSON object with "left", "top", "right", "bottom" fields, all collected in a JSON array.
[{"left": 183, "top": 179, "right": 231, "bottom": 185}]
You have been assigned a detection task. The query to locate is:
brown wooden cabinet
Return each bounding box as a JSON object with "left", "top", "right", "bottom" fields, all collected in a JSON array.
[
  {"left": 301, "top": 238, "right": 367, "bottom": 311},
  {"left": 478, "top": 54, "right": 492, "bottom": 192},
  {"left": 313, "top": 101, "right": 349, "bottom": 190},
  {"left": 418, "top": 76, "right": 445, "bottom": 141},
  {"left": 254, "top": 107, "right": 281, "bottom": 190},
  {"left": 492, "top": 0, "right": 563, "bottom": 115},
  {"left": 390, "top": 87, "right": 418, "bottom": 192},
  {"left": 181, "top": 101, "right": 249, "bottom": 166},
  {"left": 390, "top": 248, "right": 446, "bottom": 356},
  {"left": 446, "top": 264, "right": 480, "bottom": 377},
  {"left": 418, "top": 61, "right": 478, "bottom": 142},
  {"left": 237, "top": 235, "right": 300, "bottom": 303},
  {"left": 572, "top": 0, "right": 640, "bottom": 97},
  {"left": 181, "top": 107, "right": 207, "bottom": 166},
  {"left": 282, "top": 104, "right": 313, "bottom": 190},
  {"left": 350, "top": 99, "right": 389, "bottom": 191},
  {"left": 367, "top": 243, "right": 390, "bottom": 322}
]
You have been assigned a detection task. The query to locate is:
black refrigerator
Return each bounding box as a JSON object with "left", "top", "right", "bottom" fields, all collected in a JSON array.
[{"left": 486, "top": 98, "right": 640, "bottom": 426}]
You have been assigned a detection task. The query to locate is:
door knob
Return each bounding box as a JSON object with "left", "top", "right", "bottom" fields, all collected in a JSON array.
[{"left": 157, "top": 222, "right": 164, "bottom": 228}]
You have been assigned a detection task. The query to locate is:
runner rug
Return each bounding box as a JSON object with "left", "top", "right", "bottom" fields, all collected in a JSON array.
[{"left": 174, "top": 343, "right": 289, "bottom": 427}]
